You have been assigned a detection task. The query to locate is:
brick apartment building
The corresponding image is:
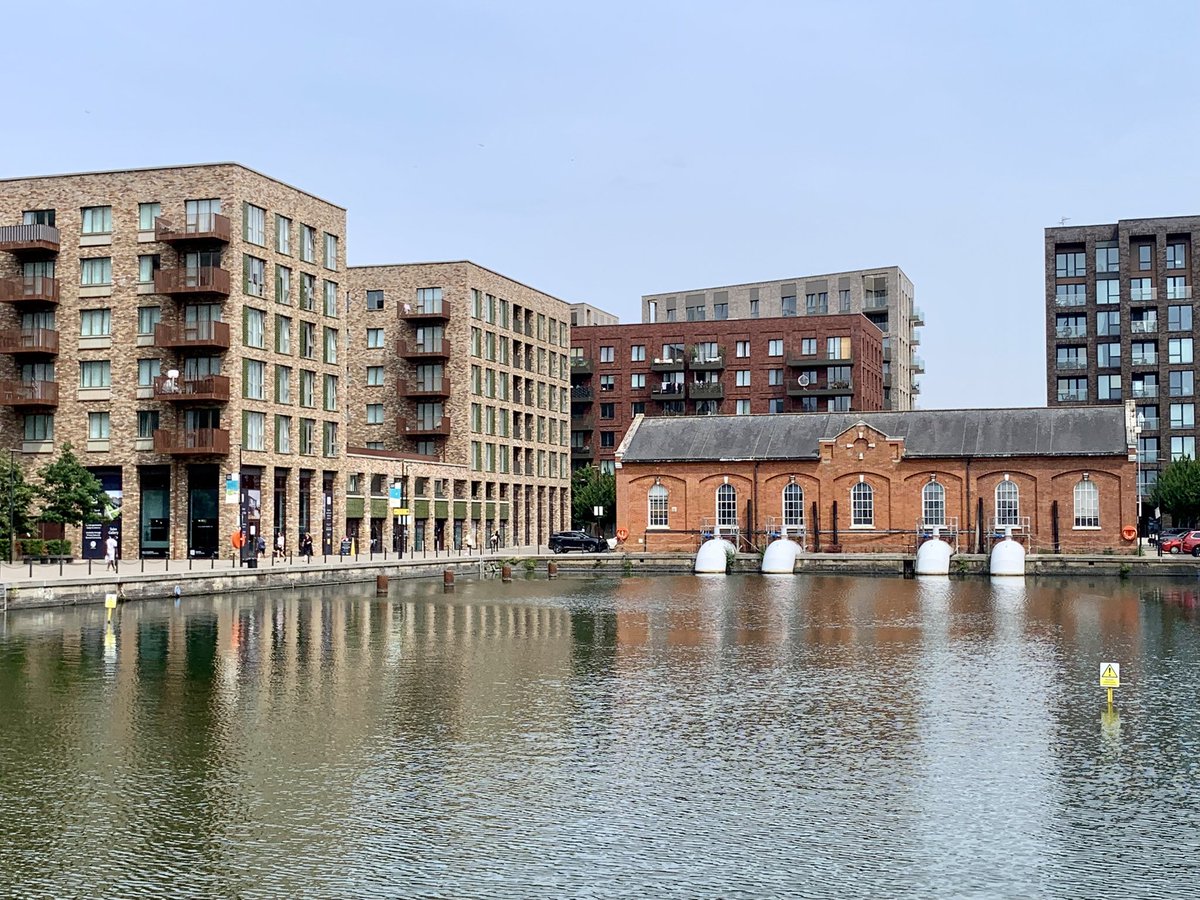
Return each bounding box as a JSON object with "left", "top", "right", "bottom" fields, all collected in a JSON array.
[
  {"left": 1045, "top": 216, "right": 1200, "bottom": 514},
  {"left": 615, "top": 408, "right": 1137, "bottom": 554},
  {"left": 569, "top": 314, "right": 884, "bottom": 473},
  {"left": 640, "top": 266, "right": 922, "bottom": 410},
  {"left": 346, "top": 262, "right": 573, "bottom": 549}
]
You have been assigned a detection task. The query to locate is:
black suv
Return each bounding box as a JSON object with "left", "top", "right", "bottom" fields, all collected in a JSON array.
[{"left": 548, "top": 530, "right": 607, "bottom": 553}]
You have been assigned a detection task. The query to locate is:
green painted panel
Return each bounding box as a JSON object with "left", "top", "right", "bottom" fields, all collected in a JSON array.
[
  {"left": 369, "top": 498, "right": 388, "bottom": 517},
  {"left": 413, "top": 499, "right": 430, "bottom": 518},
  {"left": 484, "top": 502, "right": 495, "bottom": 519},
  {"left": 470, "top": 501, "right": 481, "bottom": 519},
  {"left": 452, "top": 500, "right": 467, "bottom": 519},
  {"left": 434, "top": 500, "right": 449, "bottom": 519},
  {"left": 345, "top": 497, "right": 364, "bottom": 518},
  {"left": 498, "top": 502, "right": 510, "bottom": 521}
]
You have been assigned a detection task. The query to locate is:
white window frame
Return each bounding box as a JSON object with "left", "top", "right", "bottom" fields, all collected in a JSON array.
[
  {"left": 648, "top": 484, "right": 668, "bottom": 528},
  {"left": 1073, "top": 479, "right": 1099, "bottom": 529},
  {"left": 995, "top": 480, "right": 1020, "bottom": 527},
  {"left": 921, "top": 481, "right": 945, "bottom": 527},
  {"left": 851, "top": 481, "right": 874, "bottom": 527}
]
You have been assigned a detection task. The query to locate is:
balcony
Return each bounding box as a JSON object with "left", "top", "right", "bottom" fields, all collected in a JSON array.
[
  {"left": 786, "top": 354, "right": 852, "bottom": 368},
  {"left": 570, "top": 385, "right": 594, "bottom": 403},
  {"left": 570, "top": 415, "right": 596, "bottom": 432},
  {"left": 0, "top": 224, "right": 60, "bottom": 254},
  {"left": 398, "top": 376, "right": 451, "bottom": 398},
  {"left": 1057, "top": 390, "right": 1087, "bottom": 402},
  {"left": 154, "top": 267, "right": 231, "bottom": 297},
  {"left": 1053, "top": 294, "right": 1087, "bottom": 307},
  {"left": 865, "top": 295, "right": 889, "bottom": 310},
  {"left": 688, "top": 381, "right": 725, "bottom": 400},
  {"left": 1166, "top": 286, "right": 1193, "bottom": 300},
  {"left": 0, "top": 275, "right": 60, "bottom": 304},
  {"left": 0, "top": 327, "right": 58, "bottom": 355},
  {"left": 1131, "top": 385, "right": 1159, "bottom": 399},
  {"left": 152, "top": 427, "right": 231, "bottom": 456},
  {"left": 1130, "top": 320, "right": 1157, "bottom": 334},
  {"left": 1131, "top": 355, "right": 1158, "bottom": 367},
  {"left": 401, "top": 415, "right": 451, "bottom": 436},
  {"left": 570, "top": 358, "right": 594, "bottom": 376},
  {"left": 1138, "top": 416, "right": 1160, "bottom": 431},
  {"left": 400, "top": 301, "right": 449, "bottom": 321},
  {"left": 1138, "top": 451, "right": 1160, "bottom": 465},
  {"left": 0, "top": 379, "right": 58, "bottom": 407},
  {"left": 1129, "top": 288, "right": 1158, "bottom": 302},
  {"left": 650, "top": 383, "right": 686, "bottom": 401},
  {"left": 571, "top": 445, "right": 594, "bottom": 459},
  {"left": 1055, "top": 325, "right": 1086, "bottom": 338},
  {"left": 154, "top": 321, "right": 232, "bottom": 351},
  {"left": 153, "top": 214, "right": 231, "bottom": 245},
  {"left": 911, "top": 355, "right": 925, "bottom": 373},
  {"left": 911, "top": 305, "right": 925, "bottom": 325},
  {"left": 689, "top": 350, "right": 725, "bottom": 371},
  {"left": 1056, "top": 359, "right": 1087, "bottom": 371},
  {"left": 787, "top": 380, "right": 854, "bottom": 397},
  {"left": 397, "top": 338, "right": 450, "bottom": 359},
  {"left": 152, "top": 374, "right": 230, "bottom": 403},
  {"left": 882, "top": 346, "right": 892, "bottom": 361},
  {"left": 650, "top": 356, "right": 685, "bottom": 373}
]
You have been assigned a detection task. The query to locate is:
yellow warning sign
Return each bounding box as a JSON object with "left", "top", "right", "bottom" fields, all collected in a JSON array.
[{"left": 1099, "top": 662, "right": 1121, "bottom": 688}]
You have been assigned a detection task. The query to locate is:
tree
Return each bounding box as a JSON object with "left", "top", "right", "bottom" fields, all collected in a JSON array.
[
  {"left": 0, "top": 455, "right": 36, "bottom": 562},
  {"left": 1150, "top": 457, "right": 1200, "bottom": 525},
  {"left": 36, "top": 443, "right": 112, "bottom": 528},
  {"left": 572, "top": 465, "right": 616, "bottom": 533}
]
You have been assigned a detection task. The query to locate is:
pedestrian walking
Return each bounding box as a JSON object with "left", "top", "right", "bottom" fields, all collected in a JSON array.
[
  {"left": 104, "top": 535, "right": 118, "bottom": 572},
  {"left": 301, "top": 533, "right": 314, "bottom": 560},
  {"left": 275, "top": 531, "right": 285, "bottom": 558},
  {"left": 490, "top": 530, "right": 500, "bottom": 551},
  {"left": 256, "top": 534, "right": 266, "bottom": 558}
]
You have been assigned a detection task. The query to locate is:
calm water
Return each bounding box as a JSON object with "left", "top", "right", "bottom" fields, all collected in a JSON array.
[{"left": 1, "top": 574, "right": 1199, "bottom": 899}]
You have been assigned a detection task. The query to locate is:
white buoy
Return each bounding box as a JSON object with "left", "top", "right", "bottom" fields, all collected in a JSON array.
[
  {"left": 990, "top": 528, "right": 1026, "bottom": 576},
  {"left": 915, "top": 537, "right": 952, "bottom": 575},
  {"left": 761, "top": 538, "right": 802, "bottom": 574},
  {"left": 695, "top": 538, "right": 736, "bottom": 574}
]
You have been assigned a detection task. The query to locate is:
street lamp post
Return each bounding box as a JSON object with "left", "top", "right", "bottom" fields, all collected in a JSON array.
[
  {"left": 7, "top": 448, "right": 15, "bottom": 567},
  {"left": 593, "top": 504, "right": 605, "bottom": 539},
  {"left": 1135, "top": 413, "right": 1144, "bottom": 553}
]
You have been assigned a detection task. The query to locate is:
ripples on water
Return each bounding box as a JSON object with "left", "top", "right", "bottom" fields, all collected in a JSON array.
[{"left": 1, "top": 575, "right": 1198, "bottom": 899}]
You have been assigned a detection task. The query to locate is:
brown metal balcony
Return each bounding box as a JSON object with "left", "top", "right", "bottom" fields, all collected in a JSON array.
[
  {"left": 153, "top": 267, "right": 231, "bottom": 297},
  {"left": 153, "top": 214, "right": 231, "bottom": 245},
  {"left": 0, "top": 328, "right": 58, "bottom": 355},
  {"left": 786, "top": 354, "right": 853, "bottom": 368},
  {"left": 787, "top": 380, "right": 854, "bottom": 397},
  {"left": 397, "top": 338, "right": 450, "bottom": 359},
  {"left": 400, "top": 415, "right": 451, "bottom": 436},
  {"left": 398, "top": 376, "right": 451, "bottom": 398},
  {"left": 570, "top": 358, "right": 594, "bottom": 376},
  {"left": 688, "top": 381, "right": 725, "bottom": 400},
  {"left": 570, "top": 415, "right": 595, "bottom": 432},
  {"left": 0, "top": 379, "right": 58, "bottom": 407},
  {"left": 152, "top": 427, "right": 231, "bottom": 455},
  {"left": 571, "top": 444, "right": 594, "bottom": 459},
  {"left": 689, "top": 351, "right": 725, "bottom": 371},
  {"left": 650, "top": 357, "right": 685, "bottom": 373},
  {"left": 650, "top": 383, "right": 686, "bottom": 401},
  {"left": 400, "top": 302, "right": 450, "bottom": 321},
  {"left": 0, "top": 275, "right": 60, "bottom": 304},
  {"left": 0, "top": 224, "right": 60, "bottom": 254},
  {"left": 570, "top": 385, "right": 594, "bottom": 403},
  {"left": 154, "top": 321, "right": 232, "bottom": 351},
  {"left": 152, "top": 374, "right": 230, "bottom": 403}
]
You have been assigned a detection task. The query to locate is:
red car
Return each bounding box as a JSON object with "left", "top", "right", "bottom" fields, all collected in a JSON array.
[{"left": 1161, "top": 530, "right": 1200, "bottom": 555}]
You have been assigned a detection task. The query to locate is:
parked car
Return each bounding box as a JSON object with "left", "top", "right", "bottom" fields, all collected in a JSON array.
[
  {"left": 1151, "top": 527, "right": 1187, "bottom": 548},
  {"left": 548, "top": 530, "right": 608, "bottom": 554},
  {"left": 1159, "top": 530, "right": 1200, "bottom": 554}
]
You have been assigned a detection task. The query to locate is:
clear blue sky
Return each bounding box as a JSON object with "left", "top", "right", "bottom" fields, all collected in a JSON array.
[{"left": 8, "top": 1, "right": 1198, "bottom": 408}]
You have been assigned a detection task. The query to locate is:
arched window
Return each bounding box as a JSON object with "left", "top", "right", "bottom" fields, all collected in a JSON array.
[
  {"left": 716, "top": 483, "right": 737, "bottom": 526},
  {"left": 782, "top": 483, "right": 804, "bottom": 527},
  {"left": 648, "top": 484, "right": 669, "bottom": 528},
  {"left": 996, "top": 480, "right": 1020, "bottom": 526},
  {"left": 1073, "top": 478, "right": 1099, "bottom": 528},
  {"left": 851, "top": 481, "right": 874, "bottom": 527},
  {"left": 922, "top": 481, "right": 945, "bottom": 527}
]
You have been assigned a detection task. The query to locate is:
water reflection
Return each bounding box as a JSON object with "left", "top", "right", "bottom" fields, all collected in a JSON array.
[{"left": 0, "top": 575, "right": 1198, "bottom": 898}]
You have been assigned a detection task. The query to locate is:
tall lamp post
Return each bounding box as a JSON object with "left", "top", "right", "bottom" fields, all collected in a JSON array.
[
  {"left": 7, "top": 448, "right": 15, "bottom": 568},
  {"left": 593, "top": 504, "right": 605, "bottom": 539},
  {"left": 1135, "top": 413, "right": 1144, "bottom": 552}
]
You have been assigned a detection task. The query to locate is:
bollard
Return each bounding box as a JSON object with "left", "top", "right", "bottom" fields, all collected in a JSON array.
[
  {"left": 376, "top": 574, "right": 389, "bottom": 596},
  {"left": 501, "top": 564, "right": 512, "bottom": 583},
  {"left": 443, "top": 568, "right": 455, "bottom": 591},
  {"left": 547, "top": 561, "right": 558, "bottom": 579},
  {"left": 88, "top": 559, "right": 92, "bottom": 576}
]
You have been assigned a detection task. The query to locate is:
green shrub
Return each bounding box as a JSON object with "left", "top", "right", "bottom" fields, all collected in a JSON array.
[
  {"left": 21, "top": 538, "right": 46, "bottom": 557},
  {"left": 522, "top": 558, "right": 537, "bottom": 574},
  {"left": 1119, "top": 563, "right": 1132, "bottom": 579},
  {"left": 45, "top": 539, "right": 72, "bottom": 556}
]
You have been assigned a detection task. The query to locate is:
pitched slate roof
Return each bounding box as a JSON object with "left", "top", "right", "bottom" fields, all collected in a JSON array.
[{"left": 619, "top": 407, "right": 1131, "bottom": 462}]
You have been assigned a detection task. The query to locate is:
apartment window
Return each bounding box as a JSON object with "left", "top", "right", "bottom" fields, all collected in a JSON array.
[
  {"left": 1095, "top": 245, "right": 1119, "bottom": 274},
  {"left": 80, "top": 360, "right": 111, "bottom": 388},
  {"left": 599, "top": 345, "right": 614, "bottom": 363},
  {"left": 850, "top": 481, "right": 874, "bottom": 527},
  {"left": 275, "top": 416, "right": 292, "bottom": 453},
  {"left": 136, "top": 254, "right": 160, "bottom": 284},
  {"left": 81, "top": 206, "right": 112, "bottom": 235},
  {"left": 648, "top": 484, "right": 669, "bottom": 528},
  {"left": 245, "top": 204, "right": 266, "bottom": 246},
  {"left": 299, "top": 418, "right": 315, "bottom": 455},
  {"left": 768, "top": 369, "right": 784, "bottom": 386},
  {"left": 1172, "top": 436, "right": 1196, "bottom": 460},
  {"left": 994, "top": 480, "right": 1020, "bottom": 526},
  {"left": 245, "top": 256, "right": 265, "bottom": 297},
  {"left": 1094, "top": 342, "right": 1119, "bottom": 369},
  {"left": 275, "top": 265, "right": 291, "bottom": 305},
  {"left": 299, "top": 370, "right": 315, "bottom": 407},
  {"left": 24, "top": 413, "right": 53, "bottom": 441},
  {"left": 1056, "top": 284, "right": 1088, "bottom": 306},
  {"left": 1096, "top": 311, "right": 1120, "bottom": 336},
  {"left": 917, "top": 480, "right": 946, "bottom": 527},
  {"left": 324, "top": 233, "right": 338, "bottom": 270},
  {"left": 631, "top": 373, "right": 646, "bottom": 389},
  {"left": 599, "top": 431, "right": 615, "bottom": 449},
  {"left": 801, "top": 338, "right": 817, "bottom": 355},
  {"left": 736, "top": 399, "right": 751, "bottom": 415},
  {"left": 321, "top": 280, "right": 337, "bottom": 317},
  {"left": 1170, "top": 371, "right": 1194, "bottom": 397},
  {"left": 138, "top": 203, "right": 161, "bottom": 231},
  {"left": 1130, "top": 278, "right": 1154, "bottom": 302},
  {"left": 244, "top": 307, "right": 265, "bottom": 349},
  {"left": 736, "top": 370, "right": 751, "bottom": 387},
  {"left": 714, "top": 303, "right": 729, "bottom": 320},
  {"left": 1095, "top": 280, "right": 1118, "bottom": 305},
  {"left": 686, "top": 305, "right": 705, "bottom": 322},
  {"left": 600, "top": 375, "right": 615, "bottom": 392},
  {"left": 366, "top": 365, "right": 384, "bottom": 386},
  {"left": 631, "top": 401, "right": 645, "bottom": 416},
  {"left": 366, "top": 290, "right": 384, "bottom": 311},
  {"left": 781, "top": 295, "right": 797, "bottom": 317},
  {"left": 300, "top": 274, "right": 315, "bottom": 311},
  {"left": 1055, "top": 251, "right": 1086, "bottom": 277},
  {"left": 839, "top": 289, "right": 852, "bottom": 312},
  {"left": 324, "top": 327, "right": 338, "bottom": 364},
  {"left": 137, "top": 410, "right": 159, "bottom": 439},
  {"left": 275, "top": 365, "right": 291, "bottom": 403},
  {"left": 244, "top": 360, "right": 264, "bottom": 400},
  {"left": 1137, "top": 244, "right": 1152, "bottom": 271},
  {"left": 276, "top": 215, "right": 291, "bottom": 254},
  {"left": 275, "top": 315, "right": 292, "bottom": 354},
  {"left": 1169, "top": 305, "right": 1193, "bottom": 331},
  {"left": 768, "top": 339, "right": 783, "bottom": 356},
  {"left": 300, "top": 322, "right": 316, "bottom": 359},
  {"left": 367, "top": 328, "right": 384, "bottom": 349},
  {"left": 599, "top": 403, "right": 615, "bottom": 420},
  {"left": 1171, "top": 402, "right": 1195, "bottom": 428},
  {"left": 735, "top": 340, "right": 750, "bottom": 358},
  {"left": 323, "top": 374, "right": 338, "bottom": 411},
  {"left": 750, "top": 299, "right": 759, "bottom": 317},
  {"left": 1057, "top": 377, "right": 1087, "bottom": 402},
  {"left": 320, "top": 423, "right": 338, "bottom": 457},
  {"left": 88, "top": 411, "right": 110, "bottom": 440},
  {"left": 80, "top": 308, "right": 111, "bottom": 337},
  {"left": 137, "top": 358, "right": 160, "bottom": 386},
  {"left": 629, "top": 344, "right": 646, "bottom": 362},
  {"left": 80, "top": 258, "right": 112, "bottom": 286},
  {"left": 1167, "top": 243, "right": 1186, "bottom": 270},
  {"left": 300, "top": 224, "right": 316, "bottom": 262},
  {"left": 805, "top": 292, "right": 828, "bottom": 315},
  {"left": 1169, "top": 338, "right": 1194, "bottom": 364},
  {"left": 768, "top": 398, "right": 785, "bottom": 414},
  {"left": 826, "top": 336, "right": 851, "bottom": 359},
  {"left": 1073, "top": 479, "right": 1099, "bottom": 528},
  {"left": 1097, "top": 374, "right": 1121, "bottom": 401},
  {"left": 366, "top": 403, "right": 384, "bottom": 424}
]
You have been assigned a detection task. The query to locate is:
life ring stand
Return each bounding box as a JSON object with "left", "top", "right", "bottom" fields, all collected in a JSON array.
[
  {"left": 231, "top": 530, "right": 246, "bottom": 549},
  {"left": 616, "top": 527, "right": 629, "bottom": 542},
  {"left": 1121, "top": 525, "right": 1137, "bottom": 541}
]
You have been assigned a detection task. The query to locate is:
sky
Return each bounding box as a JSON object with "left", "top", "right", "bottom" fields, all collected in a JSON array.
[{"left": 7, "top": 0, "right": 1199, "bottom": 409}]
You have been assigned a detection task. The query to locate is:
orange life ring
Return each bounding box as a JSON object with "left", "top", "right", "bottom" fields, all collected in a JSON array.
[
  {"left": 616, "top": 527, "right": 629, "bottom": 542},
  {"left": 1121, "top": 525, "right": 1137, "bottom": 541},
  {"left": 231, "top": 530, "right": 246, "bottom": 549}
]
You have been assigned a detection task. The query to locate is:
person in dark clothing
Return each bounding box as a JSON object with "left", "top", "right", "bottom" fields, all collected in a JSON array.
[{"left": 301, "top": 533, "right": 314, "bottom": 560}]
